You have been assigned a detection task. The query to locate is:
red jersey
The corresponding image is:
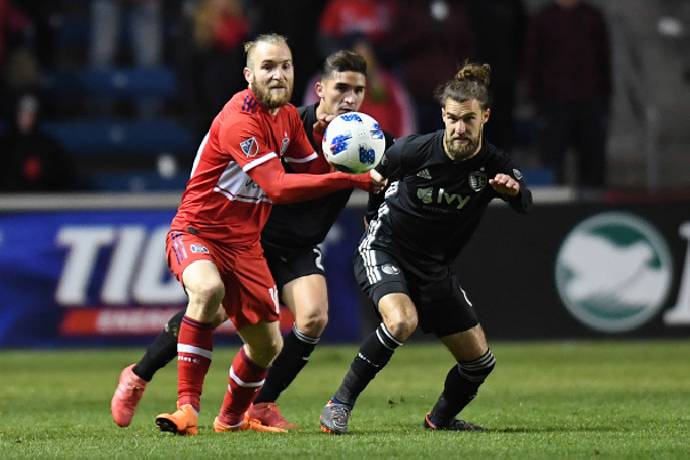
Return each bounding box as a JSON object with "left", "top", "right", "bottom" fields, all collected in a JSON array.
[{"left": 171, "top": 88, "right": 318, "bottom": 245}]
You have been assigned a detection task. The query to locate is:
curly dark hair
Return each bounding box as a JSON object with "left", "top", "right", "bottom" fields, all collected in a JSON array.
[{"left": 435, "top": 61, "right": 492, "bottom": 110}]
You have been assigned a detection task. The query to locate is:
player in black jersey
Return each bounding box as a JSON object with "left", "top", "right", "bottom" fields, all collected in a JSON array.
[
  {"left": 319, "top": 63, "right": 533, "bottom": 434},
  {"left": 111, "top": 50, "right": 393, "bottom": 430}
]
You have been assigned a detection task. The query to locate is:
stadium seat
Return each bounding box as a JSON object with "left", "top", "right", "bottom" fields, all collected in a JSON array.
[
  {"left": 86, "top": 170, "right": 189, "bottom": 192},
  {"left": 522, "top": 167, "right": 556, "bottom": 186},
  {"left": 51, "top": 13, "right": 90, "bottom": 49},
  {"left": 44, "top": 67, "right": 178, "bottom": 99},
  {"left": 41, "top": 119, "right": 195, "bottom": 156}
]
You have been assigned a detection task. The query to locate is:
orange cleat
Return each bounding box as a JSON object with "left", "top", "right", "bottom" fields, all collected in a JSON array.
[
  {"left": 156, "top": 404, "right": 199, "bottom": 436},
  {"left": 111, "top": 364, "right": 148, "bottom": 427},
  {"left": 213, "top": 414, "right": 287, "bottom": 433},
  {"left": 247, "top": 402, "right": 297, "bottom": 430}
]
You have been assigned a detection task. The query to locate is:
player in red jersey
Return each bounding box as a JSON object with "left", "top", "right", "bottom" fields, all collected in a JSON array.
[{"left": 154, "top": 33, "right": 379, "bottom": 436}]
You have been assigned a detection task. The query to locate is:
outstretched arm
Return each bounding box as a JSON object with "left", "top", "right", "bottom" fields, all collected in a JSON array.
[
  {"left": 490, "top": 173, "right": 533, "bottom": 213},
  {"left": 246, "top": 156, "right": 373, "bottom": 204}
]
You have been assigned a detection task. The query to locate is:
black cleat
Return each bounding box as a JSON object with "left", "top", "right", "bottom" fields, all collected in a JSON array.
[{"left": 423, "top": 413, "right": 485, "bottom": 432}]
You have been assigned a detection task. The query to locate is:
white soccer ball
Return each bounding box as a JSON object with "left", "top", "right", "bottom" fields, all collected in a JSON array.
[{"left": 322, "top": 112, "right": 386, "bottom": 174}]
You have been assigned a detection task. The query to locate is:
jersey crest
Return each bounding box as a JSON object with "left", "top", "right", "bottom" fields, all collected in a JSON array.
[
  {"left": 468, "top": 170, "right": 488, "bottom": 192},
  {"left": 240, "top": 137, "right": 259, "bottom": 157},
  {"left": 280, "top": 134, "right": 290, "bottom": 156}
]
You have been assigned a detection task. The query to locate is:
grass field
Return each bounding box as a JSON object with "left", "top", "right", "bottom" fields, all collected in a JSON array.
[{"left": 2, "top": 341, "right": 690, "bottom": 459}]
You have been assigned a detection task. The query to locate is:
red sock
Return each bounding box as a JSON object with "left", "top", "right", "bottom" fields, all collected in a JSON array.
[
  {"left": 177, "top": 316, "right": 214, "bottom": 412},
  {"left": 218, "top": 347, "right": 268, "bottom": 426}
]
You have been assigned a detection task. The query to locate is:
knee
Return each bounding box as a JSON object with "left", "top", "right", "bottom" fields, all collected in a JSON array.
[
  {"left": 187, "top": 280, "right": 225, "bottom": 309},
  {"left": 296, "top": 306, "right": 328, "bottom": 338},
  {"left": 210, "top": 308, "right": 227, "bottom": 328},
  {"left": 248, "top": 335, "right": 283, "bottom": 367},
  {"left": 384, "top": 313, "right": 417, "bottom": 342}
]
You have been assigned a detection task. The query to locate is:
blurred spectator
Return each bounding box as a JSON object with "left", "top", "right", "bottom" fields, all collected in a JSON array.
[
  {"left": 526, "top": 0, "right": 612, "bottom": 187},
  {"left": 89, "top": 0, "right": 161, "bottom": 70},
  {"left": 352, "top": 39, "right": 416, "bottom": 138},
  {"left": 0, "top": 0, "right": 31, "bottom": 112},
  {"left": 468, "top": 0, "right": 526, "bottom": 153},
  {"left": 390, "top": 0, "right": 474, "bottom": 133},
  {"left": 0, "top": 0, "right": 29, "bottom": 72},
  {"left": 318, "top": 0, "right": 398, "bottom": 62},
  {"left": 0, "top": 94, "right": 78, "bottom": 191},
  {"left": 13, "top": 2, "right": 57, "bottom": 71},
  {"left": 3, "top": 46, "right": 41, "bottom": 95},
  {"left": 89, "top": 0, "right": 162, "bottom": 117},
  {"left": 303, "top": 39, "right": 416, "bottom": 139},
  {"left": 174, "top": 0, "right": 249, "bottom": 138}
]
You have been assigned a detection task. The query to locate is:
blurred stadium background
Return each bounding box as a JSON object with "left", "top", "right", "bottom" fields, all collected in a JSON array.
[
  {"left": 1, "top": 0, "right": 689, "bottom": 456},
  {"left": 0, "top": 0, "right": 687, "bottom": 346}
]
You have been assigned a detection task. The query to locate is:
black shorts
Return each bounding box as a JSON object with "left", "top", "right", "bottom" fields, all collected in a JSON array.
[
  {"left": 353, "top": 247, "right": 478, "bottom": 337},
  {"left": 264, "top": 245, "right": 325, "bottom": 291}
]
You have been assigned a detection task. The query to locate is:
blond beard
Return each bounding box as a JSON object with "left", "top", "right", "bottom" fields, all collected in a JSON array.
[
  {"left": 251, "top": 81, "right": 293, "bottom": 109},
  {"left": 445, "top": 125, "right": 483, "bottom": 161}
]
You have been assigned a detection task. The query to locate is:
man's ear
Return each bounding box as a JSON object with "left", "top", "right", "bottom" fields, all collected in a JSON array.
[
  {"left": 483, "top": 108, "right": 491, "bottom": 123},
  {"left": 243, "top": 67, "right": 252, "bottom": 85},
  {"left": 315, "top": 80, "right": 325, "bottom": 99}
]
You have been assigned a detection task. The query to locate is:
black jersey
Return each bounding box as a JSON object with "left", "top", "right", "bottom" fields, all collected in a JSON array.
[
  {"left": 364, "top": 130, "right": 532, "bottom": 271},
  {"left": 261, "top": 103, "right": 393, "bottom": 257}
]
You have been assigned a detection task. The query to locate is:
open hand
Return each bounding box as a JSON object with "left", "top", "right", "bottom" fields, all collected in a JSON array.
[
  {"left": 313, "top": 113, "right": 336, "bottom": 138},
  {"left": 489, "top": 173, "right": 520, "bottom": 196}
]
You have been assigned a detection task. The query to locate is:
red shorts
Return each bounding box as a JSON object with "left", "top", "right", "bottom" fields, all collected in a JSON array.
[{"left": 166, "top": 231, "right": 280, "bottom": 329}]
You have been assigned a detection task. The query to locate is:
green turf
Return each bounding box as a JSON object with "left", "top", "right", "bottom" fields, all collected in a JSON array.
[{"left": 2, "top": 341, "right": 689, "bottom": 459}]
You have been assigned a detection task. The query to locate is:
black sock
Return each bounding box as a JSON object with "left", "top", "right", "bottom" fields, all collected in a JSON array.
[
  {"left": 333, "top": 323, "right": 403, "bottom": 407},
  {"left": 254, "top": 325, "right": 319, "bottom": 404},
  {"left": 430, "top": 350, "right": 496, "bottom": 425},
  {"left": 132, "top": 310, "right": 185, "bottom": 382}
]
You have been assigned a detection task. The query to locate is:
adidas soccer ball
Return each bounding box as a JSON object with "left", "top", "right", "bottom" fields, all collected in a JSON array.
[{"left": 322, "top": 112, "right": 386, "bottom": 174}]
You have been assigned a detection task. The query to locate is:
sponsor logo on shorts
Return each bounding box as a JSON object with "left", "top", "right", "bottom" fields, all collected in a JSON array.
[
  {"left": 555, "top": 212, "right": 673, "bottom": 333},
  {"left": 382, "top": 263, "right": 400, "bottom": 275},
  {"left": 190, "top": 244, "right": 209, "bottom": 254},
  {"left": 269, "top": 286, "right": 280, "bottom": 314}
]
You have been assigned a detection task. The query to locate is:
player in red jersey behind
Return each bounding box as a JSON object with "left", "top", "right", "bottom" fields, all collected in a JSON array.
[{"left": 154, "top": 33, "right": 380, "bottom": 436}]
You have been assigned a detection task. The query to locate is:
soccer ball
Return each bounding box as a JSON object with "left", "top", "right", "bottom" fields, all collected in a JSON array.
[{"left": 322, "top": 112, "right": 386, "bottom": 174}]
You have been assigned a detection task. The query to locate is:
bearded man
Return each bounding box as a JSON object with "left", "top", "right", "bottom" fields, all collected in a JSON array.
[
  {"left": 320, "top": 62, "right": 533, "bottom": 434},
  {"left": 153, "top": 34, "right": 379, "bottom": 436}
]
